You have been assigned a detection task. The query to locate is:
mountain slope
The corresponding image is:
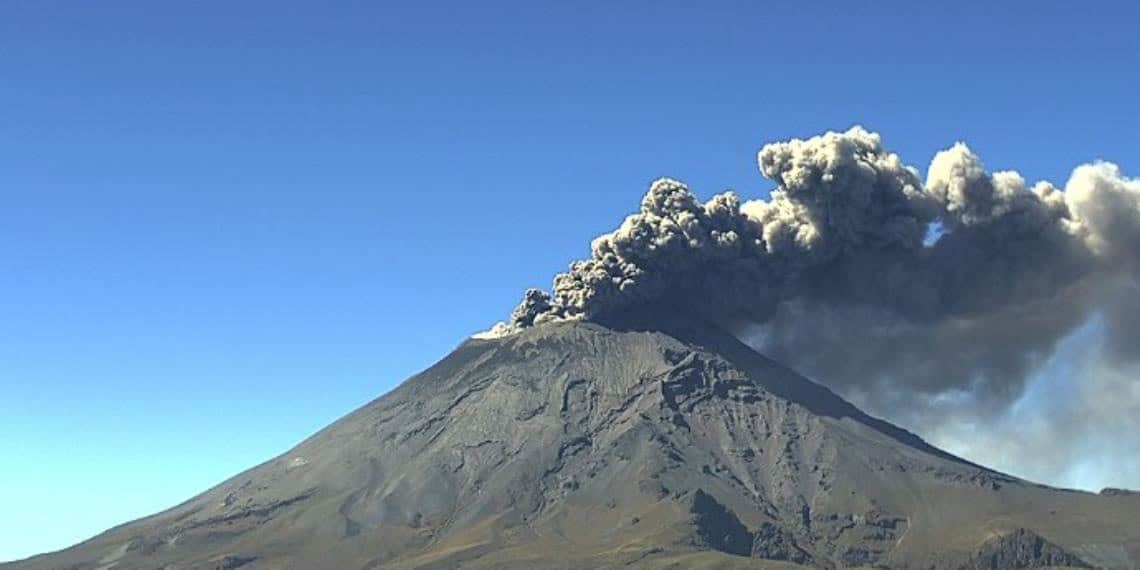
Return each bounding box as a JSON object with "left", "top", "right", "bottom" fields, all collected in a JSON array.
[{"left": 7, "top": 319, "right": 1140, "bottom": 569}]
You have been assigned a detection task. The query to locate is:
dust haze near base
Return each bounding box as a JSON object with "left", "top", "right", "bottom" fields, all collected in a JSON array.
[{"left": 500, "top": 126, "right": 1140, "bottom": 490}]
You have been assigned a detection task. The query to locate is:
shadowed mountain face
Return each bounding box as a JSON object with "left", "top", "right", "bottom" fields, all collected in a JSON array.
[{"left": 7, "top": 319, "right": 1140, "bottom": 569}]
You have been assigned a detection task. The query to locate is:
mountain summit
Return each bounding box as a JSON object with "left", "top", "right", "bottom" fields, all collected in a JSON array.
[{"left": 8, "top": 319, "right": 1140, "bottom": 569}]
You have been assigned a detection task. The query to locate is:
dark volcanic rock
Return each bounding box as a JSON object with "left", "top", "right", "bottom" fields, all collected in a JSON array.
[
  {"left": 5, "top": 320, "right": 1140, "bottom": 569},
  {"left": 751, "top": 521, "right": 813, "bottom": 564},
  {"left": 962, "top": 528, "right": 1092, "bottom": 569},
  {"left": 689, "top": 489, "right": 753, "bottom": 556},
  {"left": 1101, "top": 487, "right": 1139, "bottom": 497},
  {"left": 208, "top": 555, "right": 258, "bottom": 570}
]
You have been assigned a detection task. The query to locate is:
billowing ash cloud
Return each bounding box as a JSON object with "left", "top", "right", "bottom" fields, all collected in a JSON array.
[
  {"left": 505, "top": 126, "right": 1133, "bottom": 329},
  {"left": 492, "top": 126, "right": 1140, "bottom": 490}
]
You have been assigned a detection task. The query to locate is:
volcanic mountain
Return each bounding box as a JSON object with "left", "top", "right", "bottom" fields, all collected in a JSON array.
[{"left": 8, "top": 316, "right": 1140, "bottom": 569}]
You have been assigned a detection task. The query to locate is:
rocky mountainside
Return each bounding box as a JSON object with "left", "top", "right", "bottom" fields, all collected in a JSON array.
[{"left": 7, "top": 317, "right": 1140, "bottom": 569}]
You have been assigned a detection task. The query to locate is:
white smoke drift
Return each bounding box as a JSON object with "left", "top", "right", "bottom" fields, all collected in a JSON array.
[{"left": 496, "top": 126, "right": 1139, "bottom": 490}]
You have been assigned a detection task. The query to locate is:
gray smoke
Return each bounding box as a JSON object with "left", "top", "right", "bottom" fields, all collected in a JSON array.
[{"left": 495, "top": 126, "right": 1140, "bottom": 490}]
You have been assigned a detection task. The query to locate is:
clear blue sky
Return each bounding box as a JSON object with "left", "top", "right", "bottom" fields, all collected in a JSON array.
[{"left": 2, "top": 1, "right": 1137, "bottom": 562}]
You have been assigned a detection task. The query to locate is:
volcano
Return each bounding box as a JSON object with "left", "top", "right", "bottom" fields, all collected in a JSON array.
[{"left": 8, "top": 317, "right": 1140, "bottom": 569}]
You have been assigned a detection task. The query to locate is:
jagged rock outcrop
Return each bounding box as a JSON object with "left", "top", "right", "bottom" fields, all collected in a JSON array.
[{"left": 962, "top": 528, "right": 1091, "bottom": 569}]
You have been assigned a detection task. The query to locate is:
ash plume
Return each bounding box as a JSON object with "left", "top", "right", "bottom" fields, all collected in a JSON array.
[{"left": 497, "top": 126, "right": 1140, "bottom": 489}]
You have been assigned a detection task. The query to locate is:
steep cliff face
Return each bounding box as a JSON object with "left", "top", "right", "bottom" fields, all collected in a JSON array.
[{"left": 7, "top": 320, "right": 1140, "bottom": 569}]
